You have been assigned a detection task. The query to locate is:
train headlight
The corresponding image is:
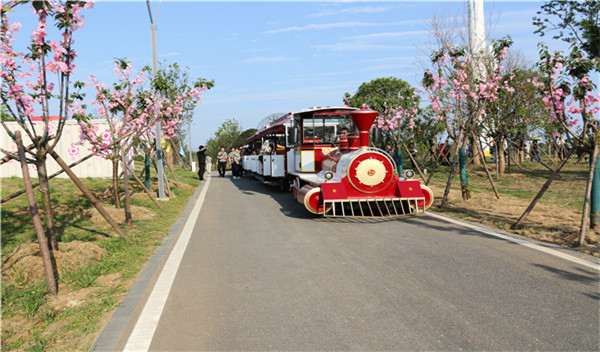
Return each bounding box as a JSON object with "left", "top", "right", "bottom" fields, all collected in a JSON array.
[
  {"left": 403, "top": 169, "right": 415, "bottom": 179},
  {"left": 324, "top": 171, "right": 334, "bottom": 181}
]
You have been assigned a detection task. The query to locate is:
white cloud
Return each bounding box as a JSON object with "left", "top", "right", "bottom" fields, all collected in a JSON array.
[
  {"left": 312, "top": 43, "right": 410, "bottom": 51},
  {"left": 264, "top": 22, "right": 378, "bottom": 34},
  {"left": 344, "top": 31, "right": 428, "bottom": 41},
  {"left": 206, "top": 84, "right": 355, "bottom": 105},
  {"left": 265, "top": 19, "right": 427, "bottom": 35},
  {"left": 310, "top": 6, "right": 392, "bottom": 18}
]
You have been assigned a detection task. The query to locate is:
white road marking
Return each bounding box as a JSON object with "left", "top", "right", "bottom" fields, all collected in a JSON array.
[
  {"left": 123, "top": 177, "right": 211, "bottom": 351},
  {"left": 427, "top": 212, "right": 600, "bottom": 271}
]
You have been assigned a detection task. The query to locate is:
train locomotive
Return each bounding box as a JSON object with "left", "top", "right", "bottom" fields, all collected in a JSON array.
[{"left": 243, "top": 106, "right": 433, "bottom": 217}]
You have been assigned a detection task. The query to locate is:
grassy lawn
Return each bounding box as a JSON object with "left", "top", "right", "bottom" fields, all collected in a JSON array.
[
  {"left": 423, "top": 154, "right": 598, "bottom": 256},
  {"left": 428, "top": 160, "right": 588, "bottom": 210},
  {"left": 1, "top": 159, "right": 201, "bottom": 351}
]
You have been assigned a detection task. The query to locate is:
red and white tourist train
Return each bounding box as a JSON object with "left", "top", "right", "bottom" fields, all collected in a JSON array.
[{"left": 243, "top": 106, "right": 433, "bottom": 217}]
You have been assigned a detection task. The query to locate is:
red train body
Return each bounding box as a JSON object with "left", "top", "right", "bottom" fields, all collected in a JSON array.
[{"left": 243, "top": 106, "right": 433, "bottom": 217}]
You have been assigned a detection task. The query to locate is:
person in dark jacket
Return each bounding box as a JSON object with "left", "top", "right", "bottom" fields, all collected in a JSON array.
[{"left": 197, "top": 145, "right": 206, "bottom": 180}]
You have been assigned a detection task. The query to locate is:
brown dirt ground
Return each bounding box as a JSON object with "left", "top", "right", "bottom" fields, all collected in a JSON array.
[
  {"left": 84, "top": 204, "right": 157, "bottom": 225},
  {"left": 428, "top": 183, "right": 600, "bottom": 257},
  {"left": 1, "top": 241, "right": 107, "bottom": 286}
]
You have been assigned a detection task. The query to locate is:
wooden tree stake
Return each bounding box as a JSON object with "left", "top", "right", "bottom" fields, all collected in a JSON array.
[
  {"left": 49, "top": 150, "right": 130, "bottom": 242},
  {"left": 164, "top": 153, "right": 181, "bottom": 188},
  {"left": 1, "top": 152, "right": 95, "bottom": 204},
  {"left": 121, "top": 145, "right": 133, "bottom": 226},
  {"left": 122, "top": 156, "right": 163, "bottom": 209},
  {"left": 15, "top": 131, "right": 58, "bottom": 295},
  {"left": 511, "top": 147, "right": 574, "bottom": 229},
  {"left": 401, "top": 142, "right": 427, "bottom": 183},
  {"left": 472, "top": 133, "right": 500, "bottom": 199}
]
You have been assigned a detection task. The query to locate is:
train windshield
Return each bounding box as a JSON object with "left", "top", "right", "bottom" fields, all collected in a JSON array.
[{"left": 302, "top": 114, "right": 351, "bottom": 145}]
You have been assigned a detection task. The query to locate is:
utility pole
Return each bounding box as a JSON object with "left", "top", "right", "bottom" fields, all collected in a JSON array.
[
  {"left": 468, "top": 0, "right": 487, "bottom": 165},
  {"left": 146, "top": 0, "right": 166, "bottom": 199}
]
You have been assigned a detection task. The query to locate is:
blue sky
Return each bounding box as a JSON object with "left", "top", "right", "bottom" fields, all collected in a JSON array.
[{"left": 8, "top": 1, "right": 571, "bottom": 149}]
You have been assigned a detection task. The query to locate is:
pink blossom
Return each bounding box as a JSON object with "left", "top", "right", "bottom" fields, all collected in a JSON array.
[
  {"left": 31, "top": 23, "right": 46, "bottom": 46},
  {"left": 68, "top": 146, "right": 80, "bottom": 156}
]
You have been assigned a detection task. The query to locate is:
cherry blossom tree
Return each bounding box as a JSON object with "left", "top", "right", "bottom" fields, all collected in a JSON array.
[
  {"left": 1, "top": 0, "right": 94, "bottom": 294},
  {"left": 513, "top": 44, "right": 599, "bottom": 244},
  {"left": 77, "top": 59, "right": 207, "bottom": 223},
  {"left": 373, "top": 94, "right": 420, "bottom": 175},
  {"left": 421, "top": 37, "right": 514, "bottom": 205},
  {"left": 76, "top": 59, "right": 148, "bottom": 212}
]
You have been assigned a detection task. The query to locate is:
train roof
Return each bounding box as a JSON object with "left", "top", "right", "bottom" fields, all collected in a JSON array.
[
  {"left": 249, "top": 113, "right": 293, "bottom": 142},
  {"left": 248, "top": 106, "right": 358, "bottom": 142},
  {"left": 295, "top": 106, "right": 358, "bottom": 114}
]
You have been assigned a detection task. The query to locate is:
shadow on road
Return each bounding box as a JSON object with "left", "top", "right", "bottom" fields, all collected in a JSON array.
[
  {"left": 533, "top": 263, "right": 599, "bottom": 286},
  {"left": 226, "top": 174, "right": 309, "bottom": 219}
]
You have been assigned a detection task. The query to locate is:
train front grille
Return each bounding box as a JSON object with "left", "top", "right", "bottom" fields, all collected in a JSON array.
[{"left": 323, "top": 198, "right": 425, "bottom": 217}]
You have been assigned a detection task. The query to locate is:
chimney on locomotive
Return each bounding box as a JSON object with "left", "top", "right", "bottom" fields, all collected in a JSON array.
[{"left": 349, "top": 106, "right": 379, "bottom": 149}]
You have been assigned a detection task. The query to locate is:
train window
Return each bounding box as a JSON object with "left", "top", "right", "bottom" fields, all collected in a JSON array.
[{"left": 302, "top": 114, "right": 351, "bottom": 145}]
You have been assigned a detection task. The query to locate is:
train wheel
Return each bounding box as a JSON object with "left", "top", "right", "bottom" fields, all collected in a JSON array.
[
  {"left": 303, "top": 187, "right": 331, "bottom": 215},
  {"left": 419, "top": 185, "right": 434, "bottom": 209}
]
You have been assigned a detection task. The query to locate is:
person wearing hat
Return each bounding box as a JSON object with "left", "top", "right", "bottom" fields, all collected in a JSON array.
[{"left": 197, "top": 145, "right": 207, "bottom": 180}]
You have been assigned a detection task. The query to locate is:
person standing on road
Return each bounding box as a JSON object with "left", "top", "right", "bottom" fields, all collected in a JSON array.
[
  {"left": 237, "top": 145, "right": 245, "bottom": 176},
  {"left": 196, "top": 145, "right": 206, "bottom": 181},
  {"left": 217, "top": 147, "right": 228, "bottom": 178},
  {"left": 228, "top": 147, "right": 241, "bottom": 179}
]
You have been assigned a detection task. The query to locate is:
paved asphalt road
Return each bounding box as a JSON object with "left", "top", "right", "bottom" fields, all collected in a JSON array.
[{"left": 119, "top": 173, "right": 599, "bottom": 351}]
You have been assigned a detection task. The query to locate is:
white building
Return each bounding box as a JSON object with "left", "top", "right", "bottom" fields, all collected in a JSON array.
[{"left": 1, "top": 119, "right": 131, "bottom": 179}]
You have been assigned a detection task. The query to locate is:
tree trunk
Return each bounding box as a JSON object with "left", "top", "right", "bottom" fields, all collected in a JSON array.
[
  {"left": 494, "top": 142, "right": 499, "bottom": 179},
  {"left": 396, "top": 145, "right": 403, "bottom": 175},
  {"left": 590, "top": 156, "right": 600, "bottom": 231},
  {"left": 471, "top": 137, "right": 481, "bottom": 167},
  {"left": 50, "top": 150, "right": 130, "bottom": 242},
  {"left": 441, "top": 148, "right": 458, "bottom": 207},
  {"left": 112, "top": 158, "right": 121, "bottom": 208},
  {"left": 34, "top": 155, "right": 58, "bottom": 251},
  {"left": 121, "top": 145, "right": 133, "bottom": 226},
  {"left": 497, "top": 140, "right": 506, "bottom": 177},
  {"left": 123, "top": 160, "right": 163, "bottom": 209},
  {"left": 441, "top": 131, "right": 465, "bottom": 207},
  {"left": 579, "top": 144, "right": 598, "bottom": 245},
  {"left": 15, "top": 132, "right": 58, "bottom": 295},
  {"left": 144, "top": 152, "right": 151, "bottom": 189},
  {"left": 459, "top": 147, "right": 470, "bottom": 200},
  {"left": 519, "top": 149, "right": 525, "bottom": 164}
]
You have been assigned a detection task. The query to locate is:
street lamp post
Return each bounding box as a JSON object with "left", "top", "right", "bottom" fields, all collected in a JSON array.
[{"left": 146, "top": 1, "right": 166, "bottom": 199}]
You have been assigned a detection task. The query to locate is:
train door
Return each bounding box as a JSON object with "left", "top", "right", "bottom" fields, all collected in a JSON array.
[
  {"left": 271, "top": 155, "right": 285, "bottom": 177},
  {"left": 263, "top": 155, "right": 271, "bottom": 175}
]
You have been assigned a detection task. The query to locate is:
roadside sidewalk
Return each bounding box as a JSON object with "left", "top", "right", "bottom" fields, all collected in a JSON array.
[{"left": 92, "top": 175, "right": 211, "bottom": 351}]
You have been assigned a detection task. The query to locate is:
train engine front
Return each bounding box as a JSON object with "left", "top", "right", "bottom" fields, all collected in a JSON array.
[{"left": 293, "top": 107, "right": 433, "bottom": 217}]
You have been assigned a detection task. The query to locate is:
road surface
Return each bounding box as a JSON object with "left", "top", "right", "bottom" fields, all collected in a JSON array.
[{"left": 105, "top": 173, "right": 600, "bottom": 351}]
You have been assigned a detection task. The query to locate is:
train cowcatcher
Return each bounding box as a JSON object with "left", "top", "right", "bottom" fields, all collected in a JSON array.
[{"left": 243, "top": 106, "right": 433, "bottom": 217}]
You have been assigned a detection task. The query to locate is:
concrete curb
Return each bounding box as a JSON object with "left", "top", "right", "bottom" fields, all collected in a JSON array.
[
  {"left": 426, "top": 210, "right": 600, "bottom": 269},
  {"left": 92, "top": 178, "right": 207, "bottom": 351}
]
